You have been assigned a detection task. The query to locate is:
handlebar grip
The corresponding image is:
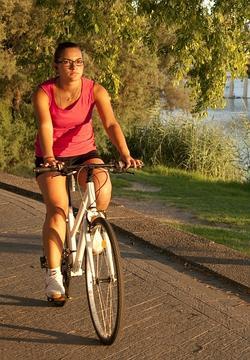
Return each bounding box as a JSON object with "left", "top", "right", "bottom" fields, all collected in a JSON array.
[{"left": 33, "top": 166, "right": 59, "bottom": 173}]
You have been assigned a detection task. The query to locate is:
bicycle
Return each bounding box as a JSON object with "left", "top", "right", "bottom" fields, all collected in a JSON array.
[{"left": 34, "top": 161, "right": 132, "bottom": 345}]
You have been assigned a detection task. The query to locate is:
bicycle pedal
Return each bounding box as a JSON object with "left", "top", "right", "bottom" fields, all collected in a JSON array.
[{"left": 40, "top": 256, "right": 47, "bottom": 269}]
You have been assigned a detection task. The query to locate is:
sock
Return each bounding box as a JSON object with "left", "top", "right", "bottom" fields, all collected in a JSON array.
[{"left": 48, "top": 266, "right": 61, "bottom": 276}]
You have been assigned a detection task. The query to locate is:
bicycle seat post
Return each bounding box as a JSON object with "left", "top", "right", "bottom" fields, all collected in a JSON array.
[
  {"left": 69, "top": 173, "right": 76, "bottom": 193},
  {"left": 86, "top": 167, "right": 94, "bottom": 183}
]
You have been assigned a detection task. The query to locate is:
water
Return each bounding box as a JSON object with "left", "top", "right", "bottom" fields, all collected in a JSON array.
[{"left": 206, "top": 98, "right": 250, "bottom": 122}]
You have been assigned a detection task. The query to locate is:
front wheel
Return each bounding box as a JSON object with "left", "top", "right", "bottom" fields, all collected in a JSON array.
[{"left": 85, "top": 217, "right": 124, "bottom": 345}]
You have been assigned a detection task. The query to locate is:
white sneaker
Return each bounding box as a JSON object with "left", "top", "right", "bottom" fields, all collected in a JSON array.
[{"left": 45, "top": 269, "right": 65, "bottom": 299}]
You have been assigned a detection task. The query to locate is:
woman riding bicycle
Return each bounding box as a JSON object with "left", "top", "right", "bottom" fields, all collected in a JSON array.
[{"left": 33, "top": 41, "right": 142, "bottom": 303}]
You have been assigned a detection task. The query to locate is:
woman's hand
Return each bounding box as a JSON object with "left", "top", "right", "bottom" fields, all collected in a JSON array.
[
  {"left": 42, "top": 157, "right": 64, "bottom": 170},
  {"left": 120, "top": 154, "right": 143, "bottom": 169}
]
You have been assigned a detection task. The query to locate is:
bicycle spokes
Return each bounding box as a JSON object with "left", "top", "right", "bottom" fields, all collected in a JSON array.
[{"left": 85, "top": 217, "right": 124, "bottom": 344}]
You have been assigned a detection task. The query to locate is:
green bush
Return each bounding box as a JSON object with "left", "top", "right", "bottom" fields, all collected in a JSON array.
[
  {"left": 125, "top": 117, "right": 243, "bottom": 181},
  {"left": 0, "top": 100, "right": 36, "bottom": 172}
]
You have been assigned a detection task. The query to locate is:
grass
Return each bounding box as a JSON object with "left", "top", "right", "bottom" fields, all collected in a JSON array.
[
  {"left": 173, "top": 224, "right": 250, "bottom": 256},
  {"left": 111, "top": 166, "right": 250, "bottom": 255}
]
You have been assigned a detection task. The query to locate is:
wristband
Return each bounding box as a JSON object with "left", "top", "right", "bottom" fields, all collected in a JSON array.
[{"left": 43, "top": 156, "right": 55, "bottom": 161}]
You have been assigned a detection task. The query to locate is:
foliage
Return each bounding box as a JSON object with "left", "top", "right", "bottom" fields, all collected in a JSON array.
[
  {"left": 0, "top": 100, "right": 35, "bottom": 170},
  {"left": 0, "top": 0, "right": 249, "bottom": 171},
  {"left": 137, "top": 0, "right": 250, "bottom": 113},
  {"left": 0, "top": 0, "right": 163, "bottom": 169},
  {"left": 74, "top": 0, "right": 163, "bottom": 125},
  {"left": 1, "top": 0, "right": 248, "bottom": 115}
]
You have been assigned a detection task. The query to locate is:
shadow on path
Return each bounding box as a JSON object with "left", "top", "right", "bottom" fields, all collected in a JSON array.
[
  {"left": 0, "top": 294, "right": 48, "bottom": 307},
  {"left": 0, "top": 182, "right": 42, "bottom": 202},
  {"left": 0, "top": 323, "right": 99, "bottom": 346},
  {"left": 0, "top": 239, "right": 42, "bottom": 253}
]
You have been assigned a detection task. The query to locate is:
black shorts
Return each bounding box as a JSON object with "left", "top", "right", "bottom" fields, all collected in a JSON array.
[{"left": 35, "top": 150, "right": 101, "bottom": 177}]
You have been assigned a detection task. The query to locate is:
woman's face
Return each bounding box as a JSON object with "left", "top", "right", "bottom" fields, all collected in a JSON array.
[{"left": 55, "top": 47, "right": 84, "bottom": 82}]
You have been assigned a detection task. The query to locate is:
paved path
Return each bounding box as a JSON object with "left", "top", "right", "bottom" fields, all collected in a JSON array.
[
  {"left": 0, "top": 172, "right": 249, "bottom": 291},
  {"left": 0, "top": 189, "right": 249, "bottom": 359}
]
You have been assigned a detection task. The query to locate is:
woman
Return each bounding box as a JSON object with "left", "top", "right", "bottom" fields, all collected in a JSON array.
[{"left": 33, "top": 41, "right": 142, "bottom": 303}]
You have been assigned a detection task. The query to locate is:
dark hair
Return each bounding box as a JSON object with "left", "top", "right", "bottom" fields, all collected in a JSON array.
[{"left": 54, "top": 42, "right": 82, "bottom": 63}]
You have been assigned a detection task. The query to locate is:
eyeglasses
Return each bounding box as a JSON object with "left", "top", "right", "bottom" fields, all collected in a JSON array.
[{"left": 57, "top": 58, "right": 84, "bottom": 67}]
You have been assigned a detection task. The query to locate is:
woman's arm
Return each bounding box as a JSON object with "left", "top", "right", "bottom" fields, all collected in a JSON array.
[
  {"left": 33, "top": 88, "right": 55, "bottom": 163},
  {"left": 94, "top": 83, "right": 142, "bottom": 168}
]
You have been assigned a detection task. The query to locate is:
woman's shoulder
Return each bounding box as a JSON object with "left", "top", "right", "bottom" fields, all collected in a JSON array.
[
  {"left": 82, "top": 76, "right": 95, "bottom": 88},
  {"left": 36, "top": 77, "right": 57, "bottom": 100},
  {"left": 33, "top": 77, "right": 56, "bottom": 104},
  {"left": 82, "top": 78, "right": 108, "bottom": 102},
  {"left": 93, "top": 82, "right": 109, "bottom": 101},
  {"left": 39, "top": 77, "right": 57, "bottom": 90}
]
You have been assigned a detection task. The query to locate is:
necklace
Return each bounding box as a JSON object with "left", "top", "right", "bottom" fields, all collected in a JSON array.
[
  {"left": 57, "top": 80, "right": 82, "bottom": 107},
  {"left": 65, "top": 86, "right": 80, "bottom": 101}
]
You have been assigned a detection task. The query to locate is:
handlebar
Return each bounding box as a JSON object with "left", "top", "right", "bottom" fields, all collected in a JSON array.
[{"left": 33, "top": 161, "right": 142, "bottom": 175}]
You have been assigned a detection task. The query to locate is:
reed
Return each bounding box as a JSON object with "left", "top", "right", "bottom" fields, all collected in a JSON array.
[{"left": 125, "top": 116, "right": 243, "bottom": 181}]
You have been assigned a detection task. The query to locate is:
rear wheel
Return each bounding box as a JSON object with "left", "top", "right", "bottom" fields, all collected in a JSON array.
[{"left": 85, "top": 217, "right": 124, "bottom": 345}]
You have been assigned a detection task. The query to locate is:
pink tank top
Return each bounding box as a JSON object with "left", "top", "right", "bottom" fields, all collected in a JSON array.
[{"left": 35, "top": 77, "right": 96, "bottom": 157}]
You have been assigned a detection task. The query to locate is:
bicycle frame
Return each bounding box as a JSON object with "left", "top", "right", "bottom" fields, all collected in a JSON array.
[
  {"left": 35, "top": 161, "right": 131, "bottom": 283},
  {"left": 66, "top": 174, "right": 105, "bottom": 279}
]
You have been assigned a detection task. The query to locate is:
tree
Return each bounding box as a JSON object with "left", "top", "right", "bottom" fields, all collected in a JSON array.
[
  {"left": 137, "top": 0, "right": 249, "bottom": 113},
  {"left": 0, "top": 0, "right": 164, "bottom": 168},
  {"left": 0, "top": 0, "right": 249, "bottom": 171}
]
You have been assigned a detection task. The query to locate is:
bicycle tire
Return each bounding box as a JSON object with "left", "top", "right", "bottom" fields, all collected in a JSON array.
[{"left": 85, "top": 217, "right": 124, "bottom": 345}]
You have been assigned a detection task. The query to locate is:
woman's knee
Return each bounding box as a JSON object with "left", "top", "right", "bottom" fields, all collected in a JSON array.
[
  {"left": 45, "top": 205, "right": 68, "bottom": 224},
  {"left": 95, "top": 171, "right": 111, "bottom": 195},
  {"left": 95, "top": 175, "right": 112, "bottom": 210}
]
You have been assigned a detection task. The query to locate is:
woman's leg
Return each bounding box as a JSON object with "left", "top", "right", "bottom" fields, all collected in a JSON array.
[
  {"left": 78, "top": 158, "right": 112, "bottom": 211},
  {"left": 37, "top": 173, "right": 68, "bottom": 269}
]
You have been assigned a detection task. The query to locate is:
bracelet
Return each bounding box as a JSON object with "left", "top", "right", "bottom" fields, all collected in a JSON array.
[{"left": 43, "top": 156, "right": 55, "bottom": 161}]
